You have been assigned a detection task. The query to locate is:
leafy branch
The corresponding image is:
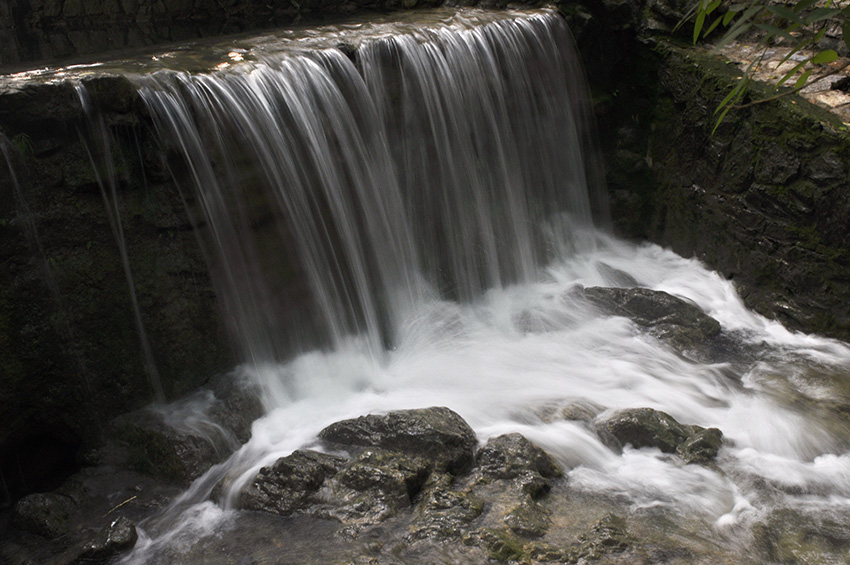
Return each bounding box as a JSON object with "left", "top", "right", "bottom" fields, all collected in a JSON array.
[{"left": 679, "top": 0, "right": 850, "bottom": 132}]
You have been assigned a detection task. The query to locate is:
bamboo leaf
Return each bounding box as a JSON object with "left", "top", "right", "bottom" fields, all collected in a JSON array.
[
  {"left": 794, "top": 69, "right": 812, "bottom": 89},
  {"left": 705, "top": 15, "right": 724, "bottom": 37},
  {"left": 712, "top": 106, "right": 733, "bottom": 135},
  {"left": 812, "top": 49, "right": 839, "bottom": 64},
  {"left": 706, "top": 0, "right": 722, "bottom": 15},
  {"left": 694, "top": 9, "right": 706, "bottom": 43},
  {"left": 777, "top": 61, "right": 806, "bottom": 86}
]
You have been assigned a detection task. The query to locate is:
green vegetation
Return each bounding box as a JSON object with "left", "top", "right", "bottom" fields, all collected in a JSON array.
[{"left": 681, "top": 0, "right": 850, "bottom": 131}]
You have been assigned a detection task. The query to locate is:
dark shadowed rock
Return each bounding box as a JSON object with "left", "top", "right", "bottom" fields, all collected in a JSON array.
[
  {"left": 596, "top": 408, "right": 723, "bottom": 464},
  {"left": 76, "top": 516, "right": 138, "bottom": 562},
  {"left": 576, "top": 286, "right": 721, "bottom": 353},
  {"left": 12, "top": 492, "right": 74, "bottom": 538},
  {"left": 476, "top": 433, "right": 562, "bottom": 480},
  {"left": 240, "top": 450, "right": 347, "bottom": 515},
  {"left": 318, "top": 407, "right": 477, "bottom": 474}
]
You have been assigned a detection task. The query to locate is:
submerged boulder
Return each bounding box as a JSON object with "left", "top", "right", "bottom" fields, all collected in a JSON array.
[
  {"left": 596, "top": 407, "right": 723, "bottom": 464},
  {"left": 318, "top": 407, "right": 477, "bottom": 474},
  {"left": 575, "top": 286, "right": 722, "bottom": 352},
  {"left": 240, "top": 450, "right": 347, "bottom": 515}
]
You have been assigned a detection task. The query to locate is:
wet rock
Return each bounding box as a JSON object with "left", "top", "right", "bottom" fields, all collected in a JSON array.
[
  {"left": 12, "top": 492, "right": 74, "bottom": 538},
  {"left": 476, "top": 433, "right": 562, "bottom": 481},
  {"left": 677, "top": 427, "right": 723, "bottom": 465},
  {"left": 577, "top": 286, "right": 721, "bottom": 352},
  {"left": 104, "top": 407, "right": 230, "bottom": 484},
  {"left": 76, "top": 516, "right": 138, "bottom": 562},
  {"left": 318, "top": 407, "right": 477, "bottom": 474},
  {"left": 504, "top": 500, "right": 551, "bottom": 538},
  {"left": 240, "top": 450, "right": 347, "bottom": 515},
  {"left": 406, "top": 474, "right": 484, "bottom": 541},
  {"left": 596, "top": 407, "right": 723, "bottom": 463},
  {"left": 98, "top": 380, "right": 262, "bottom": 484},
  {"left": 320, "top": 449, "right": 431, "bottom": 526},
  {"left": 559, "top": 399, "right": 606, "bottom": 424},
  {"left": 570, "top": 513, "right": 633, "bottom": 562},
  {"left": 754, "top": 507, "right": 850, "bottom": 564}
]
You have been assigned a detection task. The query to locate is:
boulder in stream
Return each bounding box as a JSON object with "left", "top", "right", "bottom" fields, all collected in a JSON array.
[
  {"left": 596, "top": 407, "right": 723, "bottom": 464},
  {"left": 318, "top": 406, "right": 477, "bottom": 474},
  {"left": 573, "top": 286, "right": 722, "bottom": 353},
  {"left": 240, "top": 449, "right": 347, "bottom": 515}
]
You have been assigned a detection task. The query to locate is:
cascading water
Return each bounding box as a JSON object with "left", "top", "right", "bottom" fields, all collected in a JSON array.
[
  {"left": 21, "top": 7, "right": 848, "bottom": 563},
  {"left": 134, "top": 9, "right": 602, "bottom": 367}
]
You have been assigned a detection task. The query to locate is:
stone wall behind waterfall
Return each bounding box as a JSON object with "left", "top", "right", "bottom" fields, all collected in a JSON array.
[{"left": 0, "top": 76, "right": 233, "bottom": 499}]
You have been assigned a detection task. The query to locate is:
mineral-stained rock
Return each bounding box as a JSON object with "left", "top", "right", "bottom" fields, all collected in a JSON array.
[
  {"left": 76, "top": 516, "right": 138, "bottom": 561},
  {"left": 476, "top": 433, "right": 562, "bottom": 481},
  {"left": 596, "top": 408, "right": 723, "bottom": 464},
  {"left": 318, "top": 407, "right": 477, "bottom": 474},
  {"left": 240, "top": 450, "right": 347, "bottom": 515},
  {"left": 575, "top": 286, "right": 722, "bottom": 353},
  {"left": 12, "top": 492, "right": 74, "bottom": 538}
]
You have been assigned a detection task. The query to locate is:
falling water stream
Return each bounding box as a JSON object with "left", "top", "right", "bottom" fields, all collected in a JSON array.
[{"left": 5, "top": 7, "right": 850, "bottom": 562}]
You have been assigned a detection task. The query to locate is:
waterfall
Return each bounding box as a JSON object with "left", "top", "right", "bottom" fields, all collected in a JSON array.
[{"left": 135, "top": 9, "right": 602, "bottom": 367}]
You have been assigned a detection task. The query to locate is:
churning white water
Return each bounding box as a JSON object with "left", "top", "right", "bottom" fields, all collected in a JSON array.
[{"left": 113, "top": 7, "right": 850, "bottom": 562}]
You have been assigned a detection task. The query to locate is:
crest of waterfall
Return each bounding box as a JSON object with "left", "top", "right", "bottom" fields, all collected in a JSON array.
[{"left": 135, "top": 10, "right": 603, "bottom": 365}]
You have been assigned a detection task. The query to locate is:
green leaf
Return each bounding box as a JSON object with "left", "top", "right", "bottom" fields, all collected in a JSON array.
[
  {"left": 804, "top": 7, "right": 841, "bottom": 24},
  {"left": 812, "top": 49, "right": 839, "bottom": 64},
  {"left": 777, "top": 61, "right": 806, "bottom": 86},
  {"left": 794, "top": 69, "right": 812, "bottom": 89},
  {"left": 706, "top": 0, "right": 722, "bottom": 15},
  {"left": 716, "top": 78, "right": 747, "bottom": 114},
  {"left": 722, "top": 9, "right": 737, "bottom": 26},
  {"left": 767, "top": 5, "right": 803, "bottom": 23},
  {"left": 814, "top": 27, "right": 827, "bottom": 42},
  {"left": 694, "top": 10, "right": 706, "bottom": 44},
  {"left": 705, "top": 15, "right": 724, "bottom": 37},
  {"left": 712, "top": 106, "right": 733, "bottom": 136}
]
